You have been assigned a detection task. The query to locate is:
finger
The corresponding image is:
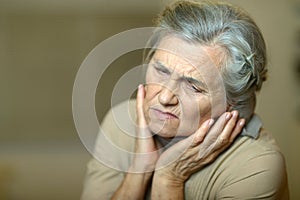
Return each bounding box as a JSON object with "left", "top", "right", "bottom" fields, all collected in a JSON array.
[
  {"left": 191, "top": 119, "right": 214, "bottom": 147},
  {"left": 203, "top": 112, "right": 232, "bottom": 142},
  {"left": 196, "top": 112, "right": 232, "bottom": 158},
  {"left": 136, "top": 84, "right": 144, "bottom": 112},
  {"left": 205, "top": 145, "right": 229, "bottom": 165},
  {"left": 229, "top": 118, "right": 245, "bottom": 142},
  {"left": 216, "top": 110, "right": 239, "bottom": 146},
  {"left": 136, "top": 84, "right": 146, "bottom": 127}
]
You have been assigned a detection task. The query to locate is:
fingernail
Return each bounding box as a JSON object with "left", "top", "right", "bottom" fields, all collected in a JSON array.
[
  {"left": 225, "top": 112, "right": 231, "bottom": 120},
  {"left": 232, "top": 110, "right": 238, "bottom": 118},
  {"left": 138, "top": 84, "right": 142, "bottom": 89},
  {"left": 239, "top": 119, "right": 245, "bottom": 126},
  {"left": 208, "top": 119, "right": 214, "bottom": 126}
]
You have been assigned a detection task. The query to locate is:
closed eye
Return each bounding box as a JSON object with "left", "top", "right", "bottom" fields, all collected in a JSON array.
[
  {"left": 184, "top": 77, "right": 208, "bottom": 95},
  {"left": 191, "top": 84, "right": 205, "bottom": 93}
]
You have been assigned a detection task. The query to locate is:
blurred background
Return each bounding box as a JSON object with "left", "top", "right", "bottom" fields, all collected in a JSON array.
[{"left": 0, "top": 0, "right": 299, "bottom": 199}]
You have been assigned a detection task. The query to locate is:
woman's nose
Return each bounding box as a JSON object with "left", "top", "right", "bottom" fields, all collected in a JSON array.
[{"left": 158, "top": 85, "right": 178, "bottom": 106}]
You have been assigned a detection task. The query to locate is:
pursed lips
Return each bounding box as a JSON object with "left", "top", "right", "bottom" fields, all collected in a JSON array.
[{"left": 150, "top": 108, "right": 178, "bottom": 120}]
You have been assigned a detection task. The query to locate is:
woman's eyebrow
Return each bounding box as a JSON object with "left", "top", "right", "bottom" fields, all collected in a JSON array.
[
  {"left": 182, "top": 76, "right": 208, "bottom": 89},
  {"left": 153, "top": 59, "right": 207, "bottom": 89},
  {"left": 153, "top": 59, "right": 171, "bottom": 73}
]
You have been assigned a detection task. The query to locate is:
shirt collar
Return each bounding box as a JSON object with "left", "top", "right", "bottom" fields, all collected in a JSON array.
[{"left": 240, "top": 114, "right": 262, "bottom": 139}]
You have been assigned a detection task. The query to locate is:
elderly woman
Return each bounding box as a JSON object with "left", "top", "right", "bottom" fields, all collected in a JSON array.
[{"left": 81, "top": 1, "right": 289, "bottom": 199}]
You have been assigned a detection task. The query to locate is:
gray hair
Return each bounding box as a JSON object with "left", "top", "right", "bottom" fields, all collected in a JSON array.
[{"left": 145, "top": 0, "right": 267, "bottom": 120}]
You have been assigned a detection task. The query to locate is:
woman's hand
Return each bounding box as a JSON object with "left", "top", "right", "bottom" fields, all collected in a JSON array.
[
  {"left": 131, "top": 84, "right": 160, "bottom": 173},
  {"left": 112, "top": 85, "right": 159, "bottom": 200},
  {"left": 151, "top": 111, "right": 245, "bottom": 199}
]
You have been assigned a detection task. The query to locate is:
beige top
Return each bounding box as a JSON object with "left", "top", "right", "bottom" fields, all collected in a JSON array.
[{"left": 81, "top": 100, "right": 289, "bottom": 200}]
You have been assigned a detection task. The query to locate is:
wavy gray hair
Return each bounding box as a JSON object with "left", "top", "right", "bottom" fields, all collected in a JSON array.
[{"left": 145, "top": 0, "right": 267, "bottom": 120}]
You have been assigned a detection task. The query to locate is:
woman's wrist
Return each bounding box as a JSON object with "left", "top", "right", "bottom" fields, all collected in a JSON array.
[
  {"left": 112, "top": 171, "right": 153, "bottom": 200},
  {"left": 153, "top": 169, "right": 186, "bottom": 186},
  {"left": 151, "top": 170, "right": 185, "bottom": 199}
]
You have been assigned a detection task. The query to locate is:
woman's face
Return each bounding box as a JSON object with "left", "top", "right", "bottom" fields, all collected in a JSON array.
[{"left": 143, "top": 36, "right": 227, "bottom": 138}]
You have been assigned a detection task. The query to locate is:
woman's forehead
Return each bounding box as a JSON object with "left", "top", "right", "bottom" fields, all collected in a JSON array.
[
  {"left": 151, "top": 52, "right": 202, "bottom": 79},
  {"left": 154, "top": 36, "right": 226, "bottom": 72}
]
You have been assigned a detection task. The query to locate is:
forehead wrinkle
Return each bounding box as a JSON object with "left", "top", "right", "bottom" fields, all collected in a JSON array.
[
  {"left": 153, "top": 49, "right": 204, "bottom": 81},
  {"left": 169, "top": 61, "right": 203, "bottom": 82},
  {"left": 173, "top": 61, "right": 204, "bottom": 83}
]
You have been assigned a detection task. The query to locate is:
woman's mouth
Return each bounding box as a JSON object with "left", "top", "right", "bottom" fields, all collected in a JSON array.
[{"left": 150, "top": 108, "right": 178, "bottom": 120}]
